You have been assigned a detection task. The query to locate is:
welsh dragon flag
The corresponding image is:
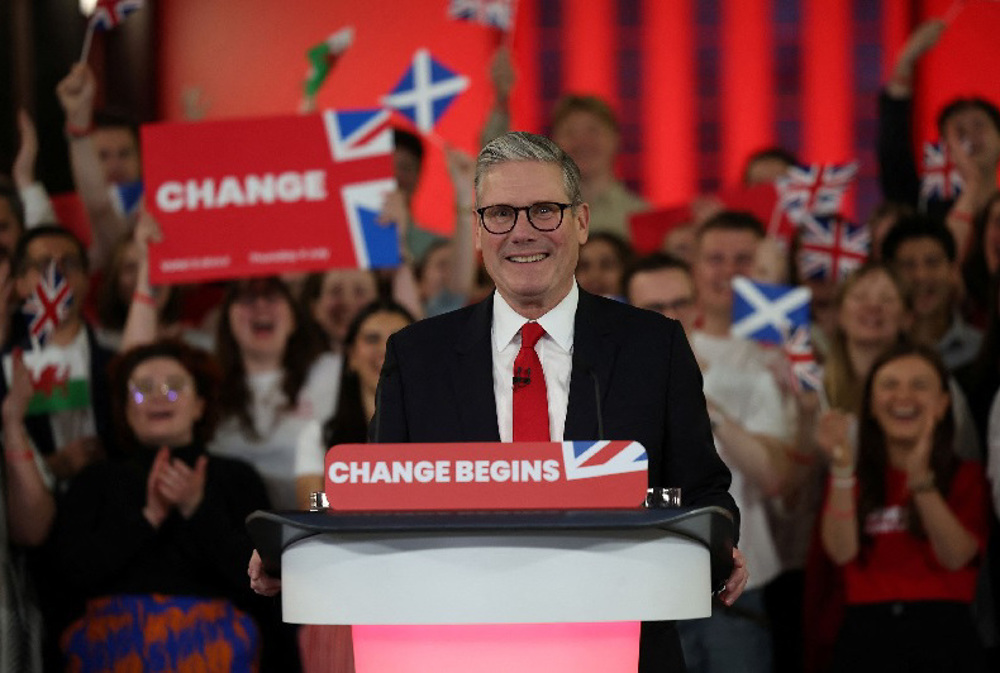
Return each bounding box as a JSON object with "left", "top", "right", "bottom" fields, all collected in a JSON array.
[
  {"left": 304, "top": 27, "right": 354, "bottom": 97},
  {"left": 3, "top": 345, "right": 90, "bottom": 415}
]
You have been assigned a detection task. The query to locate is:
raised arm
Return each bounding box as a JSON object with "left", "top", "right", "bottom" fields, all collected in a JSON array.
[
  {"left": 120, "top": 209, "right": 162, "bottom": 350},
  {"left": 55, "top": 63, "right": 129, "bottom": 271},
  {"left": 2, "top": 349, "right": 57, "bottom": 546},
  {"left": 13, "top": 109, "right": 58, "bottom": 228},
  {"left": 817, "top": 409, "right": 860, "bottom": 565}
]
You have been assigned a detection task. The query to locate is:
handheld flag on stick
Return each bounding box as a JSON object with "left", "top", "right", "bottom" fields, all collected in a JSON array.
[
  {"left": 448, "top": 0, "right": 517, "bottom": 31},
  {"left": 382, "top": 49, "right": 470, "bottom": 133},
  {"left": 730, "top": 276, "right": 811, "bottom": 347},
  {"left": 920, "top": 140, "right": 963, "bottom": 208},
  {"left": 796, "top": 214, "right": 870, "bottom": 282},
  {"left": 80, "top": 0, "right": 144, "bottom": 62},
  {"left": 303, "top": 27, "right": 355, "bottom": 103},
  {"left": 773, "top": 161, "right": 859, "bottom": 241},
  {"left": 22, "top": 262, "right": 74, "bottom": 348}
]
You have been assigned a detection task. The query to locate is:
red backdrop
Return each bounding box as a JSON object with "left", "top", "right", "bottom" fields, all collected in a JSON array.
[{"left": 157, "top": 0, "right": 1000, "bottom": 236}]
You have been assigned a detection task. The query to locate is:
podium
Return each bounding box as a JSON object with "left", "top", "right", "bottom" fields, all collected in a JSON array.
[{"left": 248, "top": 506, "right": 734, "bottom": 672}]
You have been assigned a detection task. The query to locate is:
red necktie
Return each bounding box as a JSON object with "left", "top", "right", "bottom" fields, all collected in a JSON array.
[{"left": 513, "top": 322, "right": 550, "bottom": 442}]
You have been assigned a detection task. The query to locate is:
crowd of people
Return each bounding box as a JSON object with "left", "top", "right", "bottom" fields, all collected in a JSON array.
[{"left": 2, "top": 16, "right": 1000, "bottom": 673}]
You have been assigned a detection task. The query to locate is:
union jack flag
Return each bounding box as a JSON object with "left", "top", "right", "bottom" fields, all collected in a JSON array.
[
  {"left": 321, "top": 108, "right": 401, "bottom": 268},
  {"left": 774, "top": 161, "right": 859, "bottom": 239},
  {"left": 448, "top": 0, "right": 517, "bottom": 31},
  {"left": 561, "top": 441, "right": 648, "bottom": 481},
  {"left": 89, "top": 0, "right": 143, "bottom": 31},
  {"left": 731, "top": 276, "right": 812, "bottom": 346},
  {"left": 22, "top": 263, "right": 74, "bottom": 346},
  {"left": 381, "top": 49, "right": 470, "bottom": 133},
  {"left": 920, "top": 140, "right": 963, "bottom": 207},
  {"left": 796, "top": 214, "right": 870, "bottom": 282},
  {"left": 784, "top": 325, "right": 823, "bottom": 393}
]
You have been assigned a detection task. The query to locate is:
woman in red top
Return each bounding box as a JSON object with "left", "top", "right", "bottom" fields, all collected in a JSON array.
[{"left": 820, "top": 342, "right": 989, "bottom": 673}]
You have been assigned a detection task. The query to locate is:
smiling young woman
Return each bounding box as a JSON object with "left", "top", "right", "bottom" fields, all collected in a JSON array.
[{"left": 819, "top": 342, "right": 990, "bottom": 673}]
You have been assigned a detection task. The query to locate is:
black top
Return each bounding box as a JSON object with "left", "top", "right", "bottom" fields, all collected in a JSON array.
[{"left": 53, "top": 443, "right": 270, "bottom": 608}]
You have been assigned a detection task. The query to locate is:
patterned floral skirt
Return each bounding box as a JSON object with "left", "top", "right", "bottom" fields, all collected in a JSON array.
[{"left": 62, "top": 594, "right": 259, "bottom": 673}]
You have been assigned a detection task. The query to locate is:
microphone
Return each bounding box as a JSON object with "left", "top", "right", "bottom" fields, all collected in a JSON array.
[
  {"left": 584, "top": 364, "right": 605, "bottom": 441},
  {"left": 512, "top": 366, "right": 531, "bottom": 388}
]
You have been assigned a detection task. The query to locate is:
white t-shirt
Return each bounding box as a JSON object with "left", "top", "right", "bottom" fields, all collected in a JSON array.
[
  {"left": 691, "top": 331, "right": 791, "bottom": 590},
  {"left": 209, "top": 353, "right": 341, "bottom": 510}
]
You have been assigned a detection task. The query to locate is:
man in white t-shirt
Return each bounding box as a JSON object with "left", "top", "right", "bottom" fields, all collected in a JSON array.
[{"left": 679, "top": 211, "right": 794, "bottom": 673}]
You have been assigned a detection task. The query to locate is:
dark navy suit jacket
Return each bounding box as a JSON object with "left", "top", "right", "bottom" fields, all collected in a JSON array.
[{"left": 373, "top": 289, "right": 739, "bottom": 671}]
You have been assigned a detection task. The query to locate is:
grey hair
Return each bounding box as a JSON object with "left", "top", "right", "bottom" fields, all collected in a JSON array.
[{"left": 474, "top": 131, "right": 583, "bottom": 206}]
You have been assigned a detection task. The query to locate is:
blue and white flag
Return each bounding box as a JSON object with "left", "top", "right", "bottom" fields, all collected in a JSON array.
[
  {"left": 381, "top": 49, "right": 470, "bottom": 133},
  {"left": 730, "top": 276, "right": 811, "bottom": 346}
]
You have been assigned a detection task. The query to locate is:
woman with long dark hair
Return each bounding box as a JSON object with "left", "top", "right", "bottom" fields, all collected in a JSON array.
[
  {"left": 296, "top": 299, "right": 414, "bottom": 673},
  {"left": 820, "top": 342, "right": 989, "bottom": 672}
]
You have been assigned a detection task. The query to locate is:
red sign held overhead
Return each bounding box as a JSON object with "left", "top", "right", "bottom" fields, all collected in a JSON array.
[
  {"left": 141, "top": 109, "right": 400, "bottom": 284},
  {"left": 324, "top": 441, "right": 649, "bottom": 511}
]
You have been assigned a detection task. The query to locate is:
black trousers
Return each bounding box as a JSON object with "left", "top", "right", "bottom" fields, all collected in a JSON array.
[{"left": 831, "top": 601, "right": 987, "bottom": 673}]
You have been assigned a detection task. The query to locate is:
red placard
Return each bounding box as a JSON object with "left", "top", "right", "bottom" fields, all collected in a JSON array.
[
  {"left": 142, "top": 109, "right": 399, "bottom": 284},
  {"left": 324, "top": 441, "right": 649, "bottom": 511}
]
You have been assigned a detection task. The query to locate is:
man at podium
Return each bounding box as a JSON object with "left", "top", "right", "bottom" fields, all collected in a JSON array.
[
  {"left": 367, "top": 131, "right": 748, "bottom": 671},
  {"left": 252, "top": 131, "right": 747, "bottom": 671}
]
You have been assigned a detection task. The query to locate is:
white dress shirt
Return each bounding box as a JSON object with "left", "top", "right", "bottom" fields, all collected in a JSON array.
[{"left": 491, "top": 283, "right": 578, "bottom": 442}]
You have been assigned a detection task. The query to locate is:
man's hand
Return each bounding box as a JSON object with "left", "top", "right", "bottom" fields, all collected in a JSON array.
[
  {"left": 56, "top": 63, "right": 97, "bottom": 129},
  {"left": 248, "top": 549, "right": 282, "bottom": 596},
  {"left": 718, "top": 548, "right": 749, "bottom": 606},
  {"left": 12, "top": 109, "right": 39, "bottom": 188}
]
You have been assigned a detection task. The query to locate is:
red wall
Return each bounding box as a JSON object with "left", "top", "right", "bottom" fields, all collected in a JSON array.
[{"left": 157, "top": 0, "right": 1000, "bottom": 233}]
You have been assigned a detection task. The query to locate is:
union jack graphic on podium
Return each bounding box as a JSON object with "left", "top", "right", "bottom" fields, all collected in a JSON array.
[
  {"left": 448, "top": 0, "right": 517, "bottom": 31},
  {"left": 322, "top": 108, "right": 400, "bottom": 268},
  {"left": 797, "top": 214, "right": 870, "bottom": 282},
  {"left": 89, "top": 0, "right": 143, "bottom": 31},
  {"left": 562, "top": 441, "right": 648, "bottom": 481},
  {"left": 22, "top": 263, "right": 74, "bottom": 346},
  {"left": 920, "top": 140, "right": 963, "bottom": 206},
  {"left": 774, "top": 161, "right": 858, "bottom": 237},
  {"left": 382, "top": 49, "right": 470, "bottom": 133}
]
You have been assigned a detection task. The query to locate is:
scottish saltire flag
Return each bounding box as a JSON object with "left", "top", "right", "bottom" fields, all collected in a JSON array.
[
  {"left": 784, "top": 325, "right": 823, "bottom": 393},
  {"left": 730, "top": 276, "right": 811, "bottom": 346},
  {"left": 381, "top": 49, "right": 470, "bottom": 133},
  {"left": 774, "top": 162, "right": 859, "bottom": 238},
  {"left": 920, "top": 140, "right": 963, "bottom": 207},
  {"left": 561, "top": 441, "right": 648, "bottom": 481},
  {"left": 304, "top": 27, "right": 354, "bottom": 97},
  {"left": 448, "top": 0, "right": 517, "bottom": 31},
  {"left": 322, "top": 108, "right": 401, "bottom": 268},
  {"left": 90, "top": 0, "right": 143, "bottom": 31},
  {"left": 797, "top": 214, "right": 869, "bottom": 282},
  {"left": 110, "top": 180, "right": 143, "bottom": 220},
  {"left": 22, "top": 263, "right": 74, "bottom": 346}
]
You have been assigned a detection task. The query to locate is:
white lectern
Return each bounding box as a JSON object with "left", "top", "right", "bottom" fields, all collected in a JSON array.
[{"left": 248, "top": 507, "right": 734, "bottom": 672}]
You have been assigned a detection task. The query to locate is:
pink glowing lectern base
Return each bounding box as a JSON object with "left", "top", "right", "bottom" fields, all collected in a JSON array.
[{"left": 353, "top": 623, "right": 641, "bottom": 673}]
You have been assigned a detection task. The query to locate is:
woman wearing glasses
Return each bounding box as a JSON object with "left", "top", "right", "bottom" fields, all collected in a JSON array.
[{"left": 52, "top": 340, "right": 278, "bottom": 671}]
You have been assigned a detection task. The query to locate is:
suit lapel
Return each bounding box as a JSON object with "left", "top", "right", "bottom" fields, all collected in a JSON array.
[
  {"left": 565, "top": 291, "right": 617, "bottom": 441},
  {"left": 452, "top": 296, "right": 501, "bottom": 442}
]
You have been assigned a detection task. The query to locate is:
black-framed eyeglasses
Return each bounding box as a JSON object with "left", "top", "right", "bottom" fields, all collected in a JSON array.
[{"left": 476, "top": 201, "right": 574, "bottom": 235}]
